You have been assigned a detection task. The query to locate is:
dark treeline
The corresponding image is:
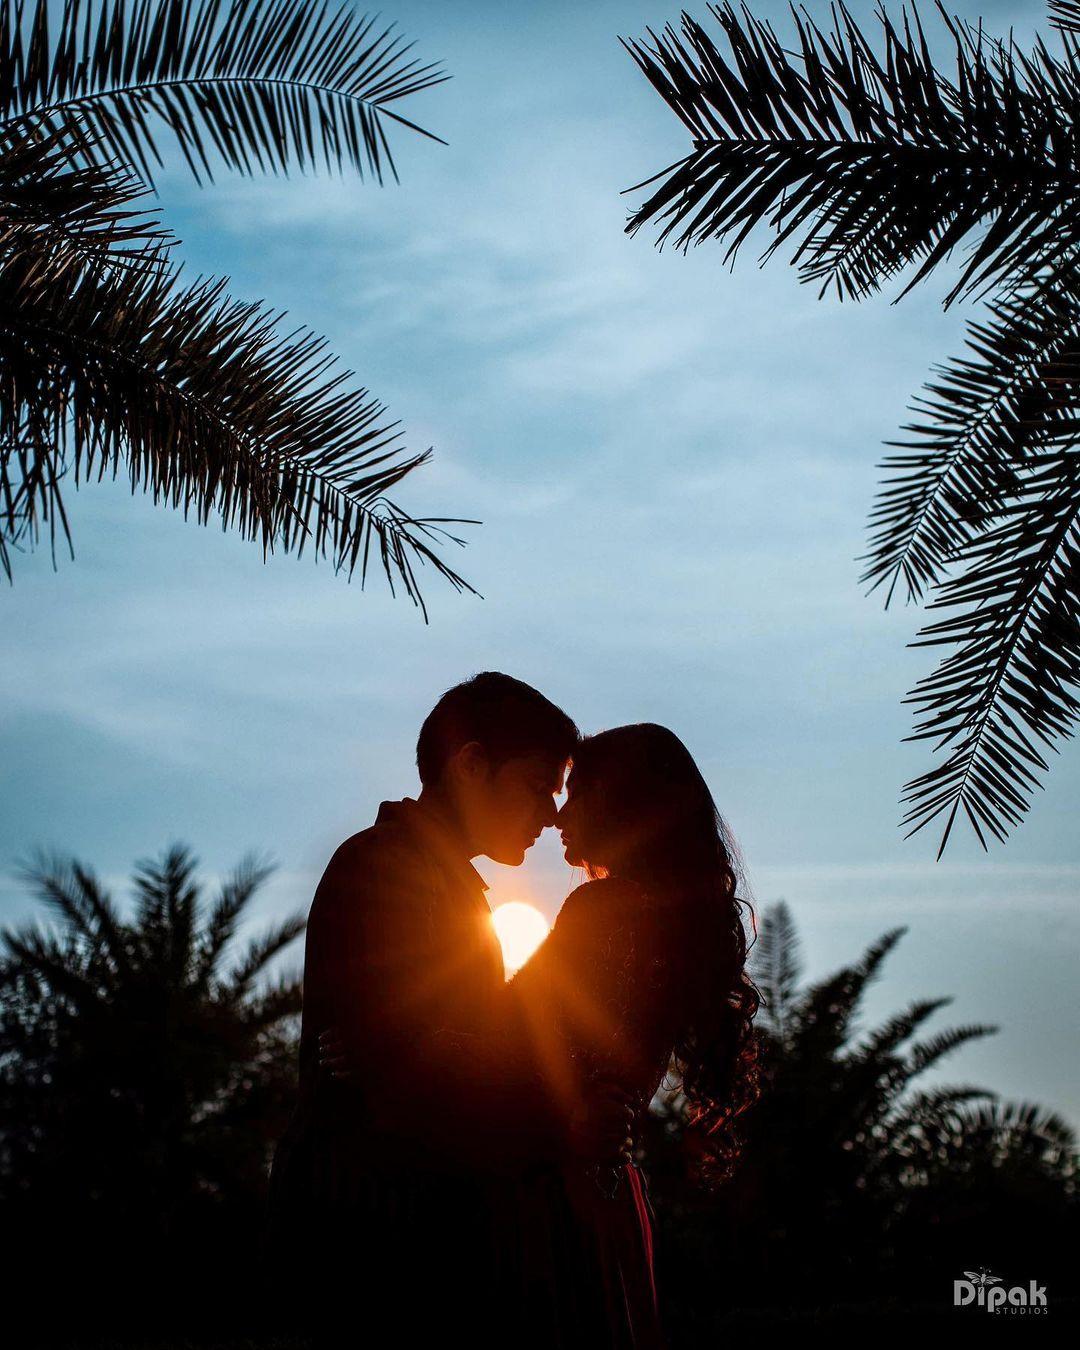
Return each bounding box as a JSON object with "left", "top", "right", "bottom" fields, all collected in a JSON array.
[
  {"left": 0, "top": 848, "right": 303, "bottom": 1341},
  {"left": 1, "top": 851, "right": 1075, "bottom": 1341},
  {"left": 642, "top": 903, "right": 1077, "bottom": 1333}
]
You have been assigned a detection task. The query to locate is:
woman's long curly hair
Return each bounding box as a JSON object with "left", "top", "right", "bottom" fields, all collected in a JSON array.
[{"left": 570, "top": 724, "right": 760, "bottom": 1182}]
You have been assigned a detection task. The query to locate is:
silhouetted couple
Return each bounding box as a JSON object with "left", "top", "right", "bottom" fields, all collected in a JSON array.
[{"left": 269, "top": 673, "right": 759, "bottom": 1347}]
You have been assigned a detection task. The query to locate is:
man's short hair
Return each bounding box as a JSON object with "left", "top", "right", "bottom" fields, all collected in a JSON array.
[{"left": 416, "top": 672, "right": 578, "bottom": 786}]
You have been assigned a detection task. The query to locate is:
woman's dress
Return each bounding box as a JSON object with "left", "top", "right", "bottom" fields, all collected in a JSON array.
[{"left": 496, "top": 876, "right": 678, "bottom": 1349}]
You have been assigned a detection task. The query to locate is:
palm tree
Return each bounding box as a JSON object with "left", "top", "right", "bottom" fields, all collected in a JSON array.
[
  {"left": 643, "top": 902, "right": 1076, "bottom": 1312},
  {"left": 747, "top": 900, "right": 1072, "bottom": 1206},
  {"left": 0, "top": 0, "right": 473, "bottom": 615},
  {"left": 623, "top": 2, "right": 1080, "bottom": 852},
  {"left": 0, "top": 844, "right": 304, "bottom": 1239}
]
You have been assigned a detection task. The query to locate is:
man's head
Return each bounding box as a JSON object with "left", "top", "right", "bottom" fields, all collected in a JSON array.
[{"left": 417, "top": 672, "right": 578, "bottom": 865}]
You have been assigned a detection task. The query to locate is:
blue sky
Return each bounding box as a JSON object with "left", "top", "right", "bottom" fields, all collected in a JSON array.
[{"left": 2, "top": 0, "right": 1077, "bottom": 1121}]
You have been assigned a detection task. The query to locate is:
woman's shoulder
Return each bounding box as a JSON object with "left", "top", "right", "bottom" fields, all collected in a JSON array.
[{"left": 557, "top": 875, "right": 653, "bottom": 922}]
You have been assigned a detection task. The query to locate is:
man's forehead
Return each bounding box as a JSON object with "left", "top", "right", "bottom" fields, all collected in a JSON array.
[{"left": 509, "top": 751, "right": 568, "bottom": 789}]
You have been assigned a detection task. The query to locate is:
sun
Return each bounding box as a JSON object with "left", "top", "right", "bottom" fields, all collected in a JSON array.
[{"left": 490, "top": 901, "right": 550, "bottom": 976}]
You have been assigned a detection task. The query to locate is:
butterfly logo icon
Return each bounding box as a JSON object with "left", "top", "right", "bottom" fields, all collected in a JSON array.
[{"left": 963, "top": 1269, "right": 1003, "bottom": 1288}]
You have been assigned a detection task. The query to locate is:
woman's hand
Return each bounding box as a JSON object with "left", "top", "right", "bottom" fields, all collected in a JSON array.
[
  {"left": 565, "top": 1079, "right": 636, "bottom": 1166},
  {"left": 317, "top": 1025, "right": 355, "bottom": 1080}
]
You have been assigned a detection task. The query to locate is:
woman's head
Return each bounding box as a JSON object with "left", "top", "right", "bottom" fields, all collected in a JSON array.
[
  {"left": 558, "top": 723, "right": 760, "bottom": 1180},
  {"left": 557, "top": 723, "right": 719, "bottom": 879}
]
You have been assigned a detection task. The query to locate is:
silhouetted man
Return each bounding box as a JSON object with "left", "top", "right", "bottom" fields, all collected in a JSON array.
[{"left": 269, "top": 673, "right": 629, "bottom": 1345}]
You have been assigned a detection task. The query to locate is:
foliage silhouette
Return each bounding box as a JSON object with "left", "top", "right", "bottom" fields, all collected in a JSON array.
[
  {"left": 2, "top": 876, "right": 1075, "bottom": 1335},
  {"left": 0, "top": 845, "right": 303, "bottom": 1239},
  {"left": 642, "top": 902, "right": 1077, "bottom": 1321},
  {"left": 624, "top": 2, "right": 1080, "bottom": 853},
  {"left": 0, "top": 0, "right": 473, "bottom": 615}
]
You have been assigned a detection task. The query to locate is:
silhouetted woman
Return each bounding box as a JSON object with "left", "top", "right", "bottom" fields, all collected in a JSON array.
[{"left": 497, "top": 723, "right": 760, "bottom": 1348}]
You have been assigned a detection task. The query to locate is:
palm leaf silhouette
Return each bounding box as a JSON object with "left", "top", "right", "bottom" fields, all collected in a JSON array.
[
  {"left": 0, "top": 200, "right": 475, "bottom": 609},
  {"left": 0, "top": 2, "right": 471, "bottom": 611},
  {"left": 1051, "top": 2, "right": 1080, "bottom": 37},
  {"left": 623, "top": 3, "right": 1080, "bottom": 305},
  {"left": 858, "top": 276, "right": 1080, "bottom": 853},
  {"left": 0, "top": 0, "right": 447, "bottom": 188},
  {"left": 624, "top": 3, "right": 1080, "bottom": 851},
  {"left": 1, "top": 843, "right": 305, "bottom": 1241},
  {"left": 686, "top": 903, "right": 1075, "bottom": 1285},
  {"left": 751, "top": 898, "right": 801, "bottom": 1048}
]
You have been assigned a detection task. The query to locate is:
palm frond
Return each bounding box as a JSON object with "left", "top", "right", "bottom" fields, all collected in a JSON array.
[
  {"left": 751, "top": 899, "right": 801, "bottom": 1045},
  {"left": 1050, "top": 2, "right": 1080, "bottom": 39},
  {"left": 229, "top": 912, "right": 305, "bottom": 991},
  {"left": 14, "top": 850, "right": 128, "bottom": 969},
  {"left": 855, "top": 270, "right": 1080, "bottom": 854},
  {"left": 982, "top": 1098, "right": 1076, "bottom": 1149},
  {"left": 891, "top": 1083, "right": 995, "bottom": 1121},
  {"left": 0, "top": 924, "right": 100, "bottom": 1010},
  {"left": 241, "top": 969, "right": 302, "bottom": 1027},
  {"left": 899, "top": 445, "right": 1080, "bottom": 854},
  {"left": 878, "top": 1084, "right": 997, "bottom": 1164},
  {"left": 131, "top": 844, "right": 199, "bottom": 974},
  {"left": 0, "top": 0, "right": 447, "bottom": 189},
  {"left": 623, "top": 3, "right": 1080, "bottom": 305},
  {"left": 0, "top": 231, "right": 475, "bottom": 610},
  {"left": 862, "top": 281, "right": 1080, "bottom": 607},
  {"left": 905, "top": 1022, "right": 997, "bottom": 1078},
  {"left": 0, "top": 124, "right": 171, "bottom": 266},
  {"left": 194, "top": 852, "right": 276, "bottom": 987},
  {"left": 790, "top": 926, "right": 906, "bottom": 1057},
  {"left": 852, "top": 996, "right": 952, "bottom": 1063},
  {"left": 931, "top": 1097, "right": 1078, "bottom": 1174},
  {"left": 624, "top": 6, "right": 1080, "bottom": 852},
  {"left": 0, "top": 131, "right": 169, "bottom": 580}
]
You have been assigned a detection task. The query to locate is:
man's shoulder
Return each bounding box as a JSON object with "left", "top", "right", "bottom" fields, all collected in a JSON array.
[
  {"left": 312, "top": 809, "right": 425, "bottom": 909},
  {"left": 324, "top": 815, "right": 418, "bottom": 878}
]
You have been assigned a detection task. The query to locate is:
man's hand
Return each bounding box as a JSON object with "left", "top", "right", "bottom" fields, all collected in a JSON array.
[
  {"left": 565, "top": 1079, "right": 636, "bottom": 1167},
  {"left": 317, "top": 1025, "right": 355, "bottom": 1081}
]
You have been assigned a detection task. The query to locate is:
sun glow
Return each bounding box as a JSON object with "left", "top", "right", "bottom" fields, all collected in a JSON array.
[{"left": 490, "top": 901, "right": 550, "bottom": 976}]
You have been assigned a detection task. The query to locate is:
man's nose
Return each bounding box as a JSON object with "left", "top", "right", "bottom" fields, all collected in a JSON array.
[
  {"left": 554, "top": 800, "right": 568, "bottom": 825},
  {"left": 539, "top": 797, "right": 559, "bottom": 828}
]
